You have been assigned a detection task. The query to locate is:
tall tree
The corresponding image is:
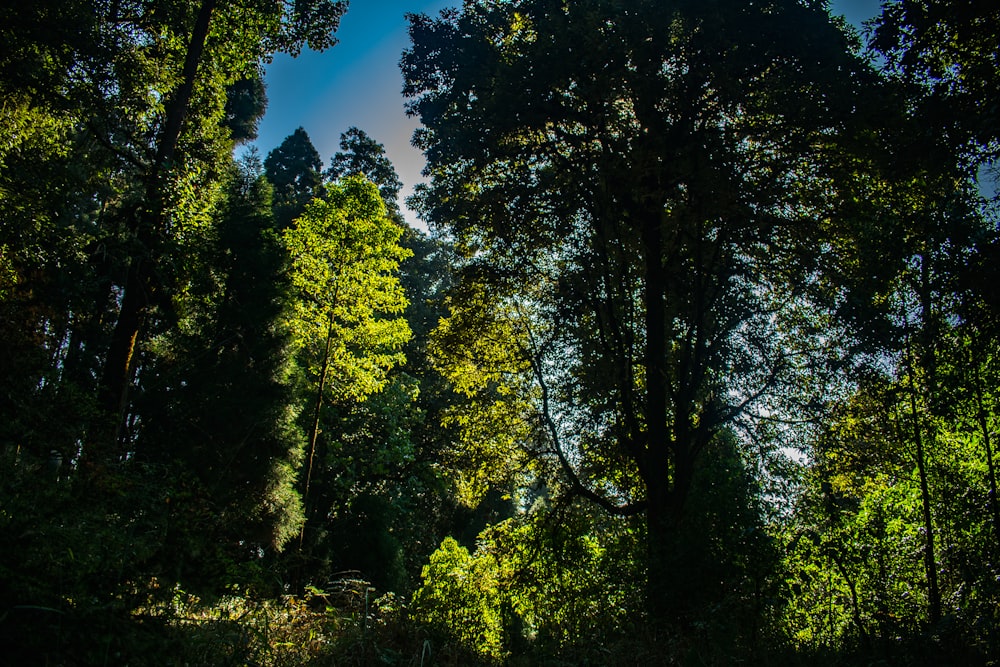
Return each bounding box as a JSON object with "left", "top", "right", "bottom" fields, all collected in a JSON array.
[
  {"left": 77, "top": 0, "right": 348, "bottom": 463},
  {"left": 403, "top": 0, "right": 870, "bottom": 621},
  {"left": 305, "top": 129, "right": 458, "bottom": 588},
  {"left": 265, "top": 127, "right": 325, "bottom": 228},
  {"left": 134, "top": 155, "right": 307, "bottom": 577},
  {"left": 783, "top": 0, "right": 1000, "bottom": 633},
  {"left": 0, "top": 0, "right": 133, "bottom": 459},
  {"left": 282, "top": 175, "right": 411, "bottom": 541},
  {"left": 327, "top": 127, "right": 404, "bottom": 214}
]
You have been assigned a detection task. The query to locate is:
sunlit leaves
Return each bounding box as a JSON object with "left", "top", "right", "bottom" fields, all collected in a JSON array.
[
  {"left": 411, "top": 507, "right": 643, "bottom": 660},
  {"left": 411, "top": 535, "right": 508, "bottom": 659},
  {"left": 430, "top": 281, "right": 535, "bottom": 506},
  {"left": 283, "top": 175, "right": 412, "bottom": 403}
]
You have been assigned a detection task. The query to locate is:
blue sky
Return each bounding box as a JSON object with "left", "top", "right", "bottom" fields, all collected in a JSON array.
[{"left": 251, "top": 0, "right": 884, "bottom": 228}]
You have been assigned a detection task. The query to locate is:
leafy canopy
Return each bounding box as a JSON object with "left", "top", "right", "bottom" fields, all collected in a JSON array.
[{"left": 283, "top": 174, "right": 412, "bottom": 402}]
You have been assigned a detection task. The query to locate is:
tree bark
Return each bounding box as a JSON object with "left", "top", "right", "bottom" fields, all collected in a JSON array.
[
  {"left": 641, "top": 206, "right": 697, "bottom": 622},
  {"left": 89, "top": 0, "right": 218, "bottom": 461},
  {"left": 642, "top": 208, "right": 670, "bottom": 481},
  {"left": 904, "top": 271, "right": 942, "bottom": 625}
]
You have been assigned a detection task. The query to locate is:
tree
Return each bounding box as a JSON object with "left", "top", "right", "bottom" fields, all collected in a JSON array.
[
  {"left": 872, "top": 0, "right": 1000, "bottom": 170},
  {"left": 265, "top": 127, "right": 325, "bottom": 228},
  {"left": 403, "top": 0, "right": 870, "bottom": 622},
  {"left": 327, "top": 127, "right": 404, "bottom": 214},
  {"left": 1, "top": 0, "right": 351, "bottom": 634},
  {"left": 134, "top": 155, "right": 307, "bottom": 579},
  {"left": 786, "top": 50, "right": 1000, "bottom": 635},
  {"left": 812, "top": 0, "right": 1000, "bottom": 625},
  {"left": 282, "top": 175, "right": 412, "bottom": 542},
  {"left": 303, "top": 130, "right": 460, "bottom": 589},
  {"left": 0, "top": 0, "right": 133, "bottom": 460},
  {"left": 74, "top": 0, "right": 349, "bottom": 462}
]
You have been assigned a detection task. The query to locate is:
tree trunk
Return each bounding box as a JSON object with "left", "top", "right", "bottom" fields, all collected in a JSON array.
[
  {"left": 904, "top": 276, "right": 942, "bottom": 625},
  {"left": 645, "top": 455, "right": 696, "bottom": 624},
  {"left": 92, "top": 258, "right": 149, "bottom": 455},
  {"left": 972, "top": 367, "right": 1000, "bottom": 552},
  {"left": 89, "top": 0, "right": 217, "bottom": 461},
  {"left": 644, "top": 485, "right": 675, "bottom": 622},
  {"left": 914, "top": 255, "right": 942, "bottom": 625},
  {"left": 304, "top": 316, "right": 336, "bottom": 506},
  {"left": 909, "top": 386, "right": 941, "bottom": 624},
  {"left": 641, "top": 208, "right": 669, "bottom": 476},
  {"left": 640, "top": 207, "right": 701, "bottom": 623}
]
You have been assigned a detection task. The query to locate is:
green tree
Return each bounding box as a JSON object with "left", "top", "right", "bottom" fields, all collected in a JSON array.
[
  {"left": 265, "top": 127, "right": 325, "bottom": 228},
  {"left": 412, "top": 433, "right": 772, "bottom": 662},
  {"left": 814, "top": 8, "right": 999, "bottom": 623},
  {"left": 412, "top": 536, "right": 508, "bottom": 660},
  {"left": 133, "top": 155, "right": 306, "bottom": 585},
  {"left": 327, "top": 127, "right": 404, "bottom": 214},
  {"left": 282, "top": 175, "right": 412, "bottom": 543},
  {"left": 1, "top": 0, "right": 349, "bottom": 648},
  {"left": 73, "top": 0, "right": 349, "bottom": 462},
  {"left": 0, "top": 92, "right": 106, "bottom": 460},
  {"left": 789, "top": 332, "right": 1000, "bottom": 659},
  {"left": 0, "top": 0, "right": 131, "bottom": 460},
  {"left": 403, "top": 0, "right": 869, "bottom": 622},
  {"left": 275, "top": 129, "right": 459, "bottom": 592}
]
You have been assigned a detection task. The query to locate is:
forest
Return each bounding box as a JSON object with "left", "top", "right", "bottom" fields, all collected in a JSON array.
[{"left": 1, "top": 0, "right": 999, "bottom": 664}]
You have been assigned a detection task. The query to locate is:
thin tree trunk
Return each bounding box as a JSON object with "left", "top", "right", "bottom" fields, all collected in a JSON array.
[
  {"left": 299, "top": 316, "right": 336, "bottom": 550},
  {"left": 93, "top": 258, "right": 149, "bottom": 455},
  {"left": 972, "top": 368, "right": 1000, "bottom": 549},
  {"left": 152, "top": 0, "right": 217, "bottom": 173},
  {"left": 304, "top": 316, "right": 335, "bottom": 504},
  {"left": 904, "top": 311, "right": 942, "bottom": 625},
  {"left": 910, "top": 395, "right": 941, "bottom": 624},
  {"left": 828, "top": 548, "right": 869, "bottom": 645},
  {"left": 915, "top": 255, "right": 942, "bottom": 624}
]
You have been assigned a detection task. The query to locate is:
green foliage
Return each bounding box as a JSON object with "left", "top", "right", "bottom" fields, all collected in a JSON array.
[
  {"left": 5, "top": 0, "right": 1000, "bottom": 664},
  {"left": 281, "top": 173, "right": 414, "bottom": 575},
  {"left": 327, "top": 127, "right": 404, "bottom": 213},
  {"left": 784, "top": 325, "right": 1000, "bottom": 661},
  {"left": 429, "top": 282, "right": 536, "bottom": 506},
  {"left": 283, "top": 174, "right": 412, "bottom": 402},
  {"left": 403, "top": 0, "right": 873, "bottom": 627},
  {"left": 412, "top": 536, "right": 508, "bottom": 661},
  {"left": 135, "top": 158, "right": 307, "bottom": 566},
  {"left": 309, "top": 374, "right": 430, "bottom": 592},
  {"left": 488, "top": 507, "right": 644, "bottom": 656}
]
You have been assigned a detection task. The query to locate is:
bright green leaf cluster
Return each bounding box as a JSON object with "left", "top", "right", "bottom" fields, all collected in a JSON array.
[{"left": 283, "top": 174, "right": 412, "bottom": 402}]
